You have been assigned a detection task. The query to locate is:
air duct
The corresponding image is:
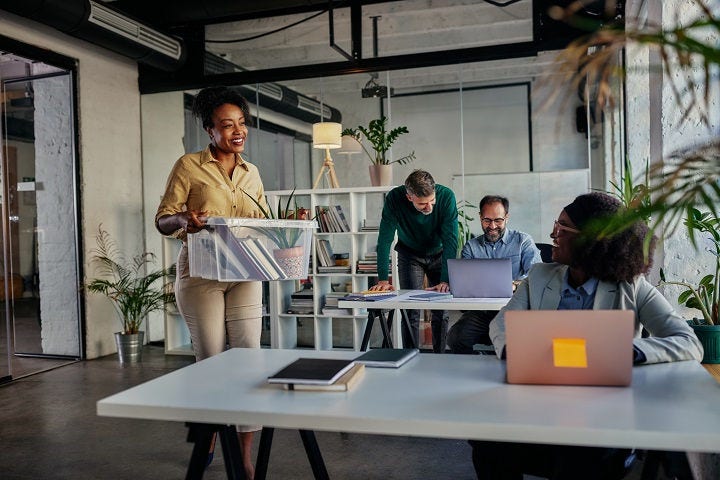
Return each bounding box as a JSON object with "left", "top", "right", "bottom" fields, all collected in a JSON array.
[
  {"left": 205, "top": 53, "right": 341, "bottom": 124},
  {"left": 1, "top": 0, "right": 185, "bottom": 71}
]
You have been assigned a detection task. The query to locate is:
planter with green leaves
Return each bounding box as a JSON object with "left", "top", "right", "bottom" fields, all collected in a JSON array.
[
  {"left": 239, "top": 189, "right": 314, "bottom": 278},
  {"left": 86, "top": 226, "right": 175, "bottom": 363},
  {"left": 343, "top": 117, "right": 416, "bottom": 186},
  {"left": 659, "top": 208, "right": 720, "bottom": 363}
]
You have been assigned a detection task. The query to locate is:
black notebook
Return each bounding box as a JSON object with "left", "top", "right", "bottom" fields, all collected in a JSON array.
[
  {"left": 267, "top": 358, "right": 357, "bottom": 385},
  {"left": 354, "top": 348, "right": 419, "bottom": 368}
]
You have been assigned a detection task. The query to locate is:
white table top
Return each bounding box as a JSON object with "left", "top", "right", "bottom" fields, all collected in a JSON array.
[
  {"left": 337, "top": 289, "right": 510, "bottom": 310},
  {"left": 97, "top": 348, "right": 720, "bottom": 453}
]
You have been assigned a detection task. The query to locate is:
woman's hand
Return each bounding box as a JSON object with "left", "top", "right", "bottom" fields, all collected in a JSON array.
[
  {"left": 158, "top": 210, "right": 207, "bottom": 235},
  {"left": 183, "top": 210, "right": 208, "bottom": 233}
]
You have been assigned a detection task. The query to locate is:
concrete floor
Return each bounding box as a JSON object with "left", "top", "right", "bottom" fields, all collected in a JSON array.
[
  {"left": 0, "top": 344, "right": 478, "bottom": 480},
  {"left": 0, "top": 344, "right": 694, "bottom": 480}
]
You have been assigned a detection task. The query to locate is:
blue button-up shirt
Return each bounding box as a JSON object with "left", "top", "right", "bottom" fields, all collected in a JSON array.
[
  {"left": 460, "top": 228, "right": 541, "bottom": 280},
  {"left": 558, "top": 272, "right": 599, "bottom": 310}
]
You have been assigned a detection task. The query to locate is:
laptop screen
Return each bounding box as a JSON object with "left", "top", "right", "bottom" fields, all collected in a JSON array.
[{"left": 447, "top": 258, "right": 513, "bottom": 298}]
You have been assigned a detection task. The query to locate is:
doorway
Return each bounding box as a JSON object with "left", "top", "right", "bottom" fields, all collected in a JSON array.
[{"left": 0, "top": 49, "right": 82, "bottom": 381}]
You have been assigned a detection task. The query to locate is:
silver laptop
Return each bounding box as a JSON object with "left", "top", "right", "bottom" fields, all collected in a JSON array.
[
  {"left": 447, "top": 258, "right": 513, "bottom": 298},
  {"left": 505, "top": 310, "right": 635, "bottom": 387}
]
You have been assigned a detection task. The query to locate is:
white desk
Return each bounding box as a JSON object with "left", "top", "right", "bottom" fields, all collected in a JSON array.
[
  {"left": 338, "top": 290, "right": 510, "bottom": 350},
  {"left": 98, "top": 348, "right": 720, "bottom": 478}
]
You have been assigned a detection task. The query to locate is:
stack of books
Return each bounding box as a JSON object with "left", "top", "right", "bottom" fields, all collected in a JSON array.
[
  {"left": 322, "top": 292, "right": 353, "bottom": 315},
  {"left": 315, "top": 238, "right": 351, "bottom": 273},
  {"left": 356, "top": 251, "right": 380, "bottom": 274},
  {"left": 267, "top": 358, "right": 365, "bottom": 391},
  {"left": 360, "top": 219, "right": 379, "bottom": 232},
  {"left": 287, "top": 287, "right": 314, "bottom": 314},
  {"left": 214, "top": 226, "right": 288, "bottom": 280}
]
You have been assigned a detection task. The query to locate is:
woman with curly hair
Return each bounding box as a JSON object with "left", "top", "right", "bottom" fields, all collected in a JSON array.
[
  {"left": 469, "top": 191, "right": 703, "bottom": 480},
  {"left": 156, "top": 86, "right": 266, "bottom": 478}
]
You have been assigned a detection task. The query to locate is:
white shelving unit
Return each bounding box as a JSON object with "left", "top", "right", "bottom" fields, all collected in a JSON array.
[
  {"left": 161, "top": 237, "right": 193, "bottom": 355},
  {"left": 265, "top": 186, "right": 394, "bottom": 351},
  {"left": 160, "top": 186, "right": 394, "bottom": 354}
]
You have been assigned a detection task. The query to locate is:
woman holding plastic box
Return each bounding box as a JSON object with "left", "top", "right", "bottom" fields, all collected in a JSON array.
[{"left": 155, "top": 86, "right": 266, "bottom": 478}]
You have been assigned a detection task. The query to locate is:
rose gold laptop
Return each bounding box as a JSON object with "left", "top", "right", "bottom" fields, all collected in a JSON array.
[{"left": 505, "top": 310, "right": 635, "bottom": 387}]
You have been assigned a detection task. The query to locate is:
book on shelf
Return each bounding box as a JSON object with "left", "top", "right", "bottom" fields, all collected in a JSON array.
[
  {"left": 354, "top": 348, "right": 419, "bottom": 368},
  {"left": 406, "top": 292, "right": 454, "bottom": 301},
  {"left": 267, "top": 358, "right": 357, "bottom": 386},
  {"left": 321, "top": 307, "right": 354, "bottom": 316},
  {"left": 317, "top": 266, "right": 351, "bottom": 273},
  {"left": 333, "top": 205, "right": 351, "bottom": 232},
  {"left": 282, "top": 363, "right": 365, "bottom": 391},
  {"left": 315, "top": 238, "right": 335, "bottom": 267},
  {"left": 360, "top": 219, "right": 379, "bottom": 231}
]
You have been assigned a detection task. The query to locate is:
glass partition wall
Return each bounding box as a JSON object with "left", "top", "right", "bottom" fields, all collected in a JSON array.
[
  {"left": 0, "top": 51, "right": 82, "bottom": 381},
  {"left": 209, "top": 56, "right": 597, "bottom": 241}
]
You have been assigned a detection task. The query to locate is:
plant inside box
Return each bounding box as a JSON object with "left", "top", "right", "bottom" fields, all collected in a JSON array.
[
  {"left": 85, "top": 225, "right": 175, "bottom": 363},
  {"left": 659, "top": 209, "right": 720, "bottom": 363},
  {"left": 343, "top": 117, "right": 416, "bottom": 186},
  {"left": 241, "top": 189, "right": 309, "bottom": 278}
]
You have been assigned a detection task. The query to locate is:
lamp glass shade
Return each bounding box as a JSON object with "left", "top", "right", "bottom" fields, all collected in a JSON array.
[
  {"left": 312, "top": 122, "right": 342, "bottom": 149},
  {"left": 338, "top": 135, "right": 363, "bottom": 154}
]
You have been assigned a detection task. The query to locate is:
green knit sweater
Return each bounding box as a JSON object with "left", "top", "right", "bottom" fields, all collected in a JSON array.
[{"left": 376, "top": 184, "right": 458, "bottom": 283}]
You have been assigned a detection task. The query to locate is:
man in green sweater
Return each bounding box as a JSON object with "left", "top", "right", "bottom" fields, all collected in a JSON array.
[{"left": 370, "top": 169, "right": 458, "bottom": 353}]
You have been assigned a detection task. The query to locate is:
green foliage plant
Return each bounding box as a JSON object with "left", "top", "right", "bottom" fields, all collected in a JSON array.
[
  {"left": 86, "top": 225, "right": 175, "bottom": 334},
  {"left": 343, "top": 116, "right": 416, "bottom": 165},
  {"left": 659, "top": 208, "right": 719, "bottom": 326},
  {"left": 457, "top": 200, "right": 475, "bottom": 256},
  {"left": 240, "top": 188, "right": 304, "bottom": 249},
  {"left": 549, "top": 0, "right": 720, "bottom": 243}
]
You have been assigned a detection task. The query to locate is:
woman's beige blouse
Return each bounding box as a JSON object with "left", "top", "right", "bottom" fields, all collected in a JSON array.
[{"left": 155, "top": 146, "right": 268, "bottom": 240}]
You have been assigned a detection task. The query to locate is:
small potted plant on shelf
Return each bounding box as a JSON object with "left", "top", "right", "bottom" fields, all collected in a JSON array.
[
  {"left": 85, "top": 225, "right": 175, "bottom": 364},
  {"left": 343, "top": 116, "right": 416, "bottom": 186},
  {"left": 659, "top": 208, "right": 720, "bottom": 363}
]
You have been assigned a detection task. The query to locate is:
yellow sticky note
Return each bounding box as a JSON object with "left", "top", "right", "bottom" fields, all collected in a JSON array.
[{"left": 552, "top": 338, "right": 588, "bottom": 368}]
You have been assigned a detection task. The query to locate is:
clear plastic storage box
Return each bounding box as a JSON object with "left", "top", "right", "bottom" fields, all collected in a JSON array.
[{"left": 188, "top": 217, "right": 316, "bottom": 281}]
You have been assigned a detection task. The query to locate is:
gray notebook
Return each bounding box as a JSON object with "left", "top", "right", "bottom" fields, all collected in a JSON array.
[{"left": 447, "top": 258, "right": 513, "bottom": 298}]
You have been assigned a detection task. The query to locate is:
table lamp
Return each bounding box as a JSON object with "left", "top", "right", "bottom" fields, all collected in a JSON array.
[
  {"left": 338, "top": 134, "right": 363, "bottom": 157},
  {"left": 312, "top": 122, "right": 342, "bottom": 189}
]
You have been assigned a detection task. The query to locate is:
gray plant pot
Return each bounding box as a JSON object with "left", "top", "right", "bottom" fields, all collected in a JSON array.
[{"left": 114, "top": 331, "right": 144, "bottom": 364}]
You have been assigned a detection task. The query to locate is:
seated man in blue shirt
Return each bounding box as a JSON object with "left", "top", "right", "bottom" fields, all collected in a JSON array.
[{"left": 447, "top": 195, "right": 541, "bottom": 353}]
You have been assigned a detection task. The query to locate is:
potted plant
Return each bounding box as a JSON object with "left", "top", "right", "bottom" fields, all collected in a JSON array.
[
  {"left": 343, "top": 116, "right": 416, "bottom": 186},
  {"left": 240, "top": 189, "right": 312, "bottom": 277},
  {"left": 659, "top": 209, "right": 720, "bottom": 363},
  {"left": 86, "top": 225, "right": 175, "bottom": 363}
]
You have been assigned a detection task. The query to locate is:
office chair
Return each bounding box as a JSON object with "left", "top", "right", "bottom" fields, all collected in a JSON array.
[{"left": 535, "top": 242, "right": 554, "bottom": 263}]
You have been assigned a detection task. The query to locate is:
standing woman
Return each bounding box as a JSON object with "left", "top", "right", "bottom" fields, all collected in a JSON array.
[{"left": 155, "top": 86, "right": 266, "bottom": 478}]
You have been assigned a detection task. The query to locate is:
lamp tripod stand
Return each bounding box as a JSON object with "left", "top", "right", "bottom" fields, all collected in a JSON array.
[{"left": 312, "top": 147, "right": 340, "bottom": 189}]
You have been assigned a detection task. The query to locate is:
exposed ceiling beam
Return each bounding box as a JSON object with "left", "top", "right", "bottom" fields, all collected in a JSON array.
[{"left": 139, "top": 41, "right": 538, "bottom": 94}]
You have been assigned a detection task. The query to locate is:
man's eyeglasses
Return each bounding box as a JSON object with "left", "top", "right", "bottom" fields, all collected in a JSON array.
[
  {"left": 552, "top": 220, "right": 580, "bottom": 235},
  {"left": 481, "top": 217, "right": 507, "bottom": 226}
]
